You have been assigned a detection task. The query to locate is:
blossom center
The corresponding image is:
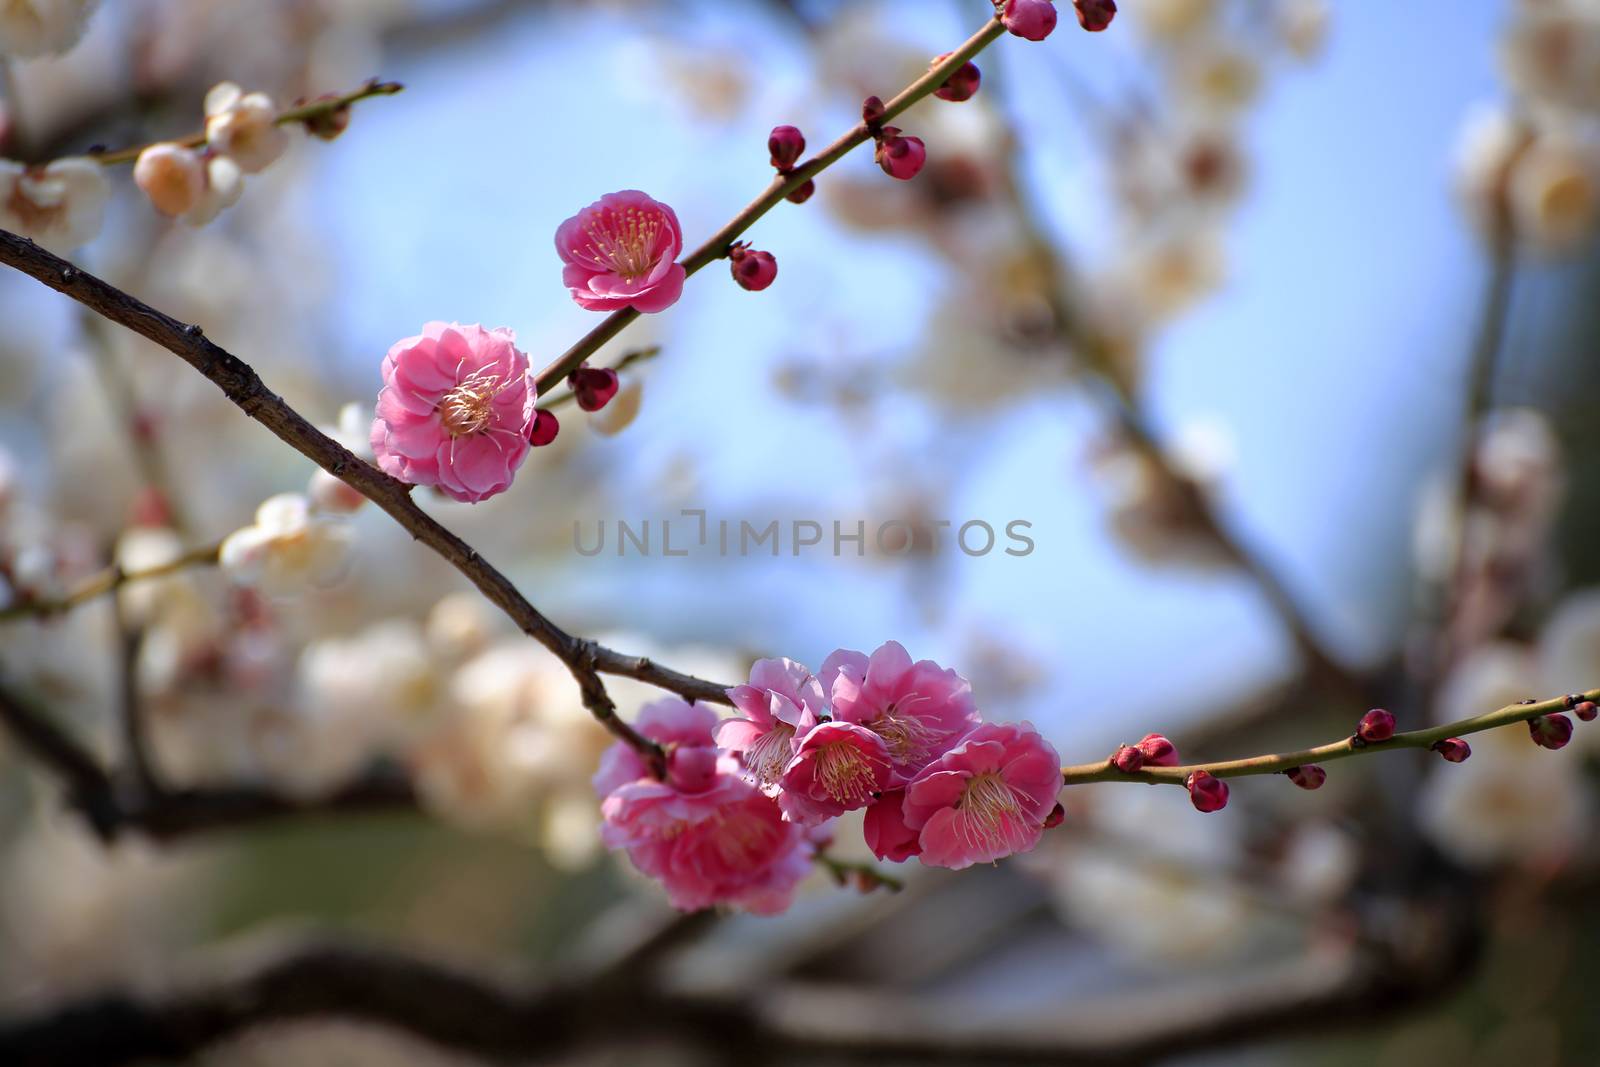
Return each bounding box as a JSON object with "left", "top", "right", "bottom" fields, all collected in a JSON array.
[
  {"left": 6, "top": 171, "right": 64, "bottom": 231},
  {"left": 585, "top": 207, "right": 664, "bottom": 281},
  {"left": 868, "top": 697, "right": 942, "bottom": 765},
  {"left": 813, "top": 740, "right": 877, "bottom": 806},
  {"left": 958, "top": 772, "right": 1023, "bottom": 837},
  {"left": 437, "top": 368, "right": 506, "bottom": 437},
  {"left": 745, "top": 722, "right": 796, "bottom": 788}
]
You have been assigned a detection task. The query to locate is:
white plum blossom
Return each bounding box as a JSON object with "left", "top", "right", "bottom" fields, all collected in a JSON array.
[
  {"left": 204, "top": 82, "right": 290, "bottom": 174},
  {"left": 0, "top": 157, "right": 108, "bottom": 252},
  {"left": 1419, "top": 644, "right": 1593, "bottom": 867},
  {"left": 219, "top": 493, "right": 352, "bottom": 596},
  {"left": 0, "top": 0, "right": 99, "bottom": 58},
  {"left": 181, "top": 154, "right": 245, "bottom": 228}
]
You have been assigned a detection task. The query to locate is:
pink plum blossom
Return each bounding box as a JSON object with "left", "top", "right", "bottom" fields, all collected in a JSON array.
[
  {"left": 601, "top": 774, "right": 814, "bottom": 914},
  {"left": 901, "top": 721, "right": 1062, "bottom": 870},
  {"left": 864, "top": 789, "right": 921, "bottom": 862},
  {"left": 592, "top": 697, "right": 721, "bottom": 798},
  {"left": 819, "top": 640, "right": 980, "bottom": 784},
  {"left": 777, "top": 720, "right": 892, "bottom": 825},
  {"left": 716, "top": 657, "right": 826, "bottom": 792},
  {"left": 555, "top": 190, "right": 686, "bottom": 313},
  {"left": 369, "top": 322, "right": 534, "bottom": 504}
]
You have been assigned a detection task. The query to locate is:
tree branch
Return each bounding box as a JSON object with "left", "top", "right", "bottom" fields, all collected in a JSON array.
[
  {"left": 1060, "top": 687, "right": 1599, "bottom": 785},
  {"left": 0, "top": 231, "right": 734, "bottom": 773},
  {"left": 0, "top": 540, "right": 222, "bottom": 623}
]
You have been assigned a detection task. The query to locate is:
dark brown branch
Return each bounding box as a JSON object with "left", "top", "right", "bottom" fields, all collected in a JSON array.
[
  {"left": 0, "top": 677, "right": 122, "bottom": 838},
  {"left": 0, "top": 229, "right": 737, "bottom": 774},
  {"left": 0, "top": 896, "right": 1480, "bottom": 1067}
]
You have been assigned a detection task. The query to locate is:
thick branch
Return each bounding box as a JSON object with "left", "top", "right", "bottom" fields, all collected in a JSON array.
[
  {"left": 0, "top": 230, "right": 733, "bottom": 773},
  {"left": 1061, "top": 687, "right": 1599, "bottom": 785}
]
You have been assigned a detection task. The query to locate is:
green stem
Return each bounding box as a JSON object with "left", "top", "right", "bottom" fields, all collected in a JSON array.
[
  {"left": 1060, "top": 688, "right": 1600, "bottom": 786},
  {"left": 85, "top": 79, "right": 404, "bottom": 167}
]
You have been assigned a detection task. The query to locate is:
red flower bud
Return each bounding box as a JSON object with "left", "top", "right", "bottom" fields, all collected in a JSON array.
[
  {"left": 785, "top": 178, "right": 816, "bottom": 204},
  {"left": 875, "top": 131, "right": 927, "bottom": 181},
  {"left": 1431, "top": 737, "right": 1472, "bottom": 763},
  {"left": 303, "top": 96, "right": 353, "bottom": 141},
  {"left": 528, "top": 408, "right": 560, "bottom": 447},
  {"left": 1529, "top": 713, "right": 1574, "bottom": 750},
  {"left": 768, "top": 124, "right": 806, "bottom": 171},
  {"left": 1044, "top": 802, "right": 1066, "bottom": 829},
  {"left": 1285, "top": 764, "right": 1326, "bottom": 790},
  {"left": 1186, "top": 770, "right": 1229, "bottom": 813},
  {"left": 861, "top": 95, "right": 887, "bottom": 128},
  {"left": 569, "top": 366, "right": 620, "bottom": 412},
  {"left": 1575, "top": 701, "right": 1597, "bottom": 722},
  {"left": 731, "top": 248, "right": 778, "bottom": 291},
  {"left": 1003, "top": 0, "right": 1059, "bottom": 41},
  {"left": 1135, "top": 732, "right": 1179, "bottom": 767},
  {"left": 1112, "top": 744, "right": 1145, "bottom": 773},
  {"left": 1357, "top": 708, "right": 1396, "bottom": 743},
  {"left": 1072, "top": 0, "right": 1117, "bottom": 32},
  {"left": 932, "top": 54, "right": 982, "bottom": 102}
]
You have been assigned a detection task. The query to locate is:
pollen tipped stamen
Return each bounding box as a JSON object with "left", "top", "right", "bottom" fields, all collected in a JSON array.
[
  {"left": 958, "top": 772, "right": 1025, "bottom": 840},
  {"left": 437, "top": 368, "right": 508, "bottom": 437},
  {"left": 870, "top": 697, "right": 943, "bottom": 765},
  {"left": 746, "top": 725, "right": 796, "bottom": 788},
  {"left": 585, "top": 207, "right": 666, "bottom": 281},
  {"left": 815, "top": 741, "right": 877, "bottom": 806}
]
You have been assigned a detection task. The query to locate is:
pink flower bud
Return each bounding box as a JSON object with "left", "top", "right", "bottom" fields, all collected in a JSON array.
[
  {"left": 1186, "top": 770, "right": 1229, "bottom": 813},
  {"left": 1112, "top": 744, "right": 1145, "bottom": 773},
  {"left": 1285, "top": 764, "right": 1325, "bottom": 790},
  {"left": 1072, "top": 0, "right": 1117, "bottom": 32},
  {"left": 1136, "top": 732, "right": 1179, "bottom": 766},
  {"left": 729, "top": 244, "right": 778, "bottom": 291},
  {"left": 668, "top": 744, "right": 719, "bottom": 793},
  {"left": 1431, "top": 738, "right": 1472, "bottom": 763},
  {"left": 933, "top": 54, "right": 982, "bottom": 102},
  {"left": 1044, "top": 802, "right": 1066, "bottom": 829},
  {"left": 875, "top": 130, "right": 927, "bottom": 181},
  {"left": 528, "top": 408, "right": 560, "bottom": 447},
  {"left": 1357, "top": 708, "right": 1396, "bottom": 743},
  {"left": 862, "top": 96, "right": 887, "bottom": 128},
  {"left": 570, "top": 367, "right": 620, "bottom": 412},
  {"left": 1529, "top": 713, "right": 1574, "bottom": 750},
  {"left": 1575, "top": 700, "right": 1597, "bottom": 722},
  {"left": 786, "top": 178, "right": 816, "bottom": 204},
  {"left": 768, "top": 125, "right": 806, "bottom": 170},
  {"left": 1003, "top": 0, "right": 1059, "bottom": 41}
]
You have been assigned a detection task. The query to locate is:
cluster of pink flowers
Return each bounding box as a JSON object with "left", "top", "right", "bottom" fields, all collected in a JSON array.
[{"left": 593, "top": 642, "right": 1063, "bottom": 913}]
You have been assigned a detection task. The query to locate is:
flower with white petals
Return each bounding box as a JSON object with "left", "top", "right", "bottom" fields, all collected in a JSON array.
[
  {"left": 1539, "top": 587, "right": 1600, "bottom": 751},
  {"left": 203, "top": 82, "right": 289, "bottom": 174},
  {"left": 0, "top": 0, "right": 99, "bottom": 58},
  {"left": 181, "top": 154, "right": 244, "bottom": 227},
  {"left": 1508, "top": 130, "right": 1600, "bottom": 254},
  {"left": 133, "top": 143, "right": 205, "bottom": 218},
  {"left": 0, "top": 157, "right": 108, "bottom": 252},
  {"left": 219, "top": 493, "right": 351, "bottom": 595},
  {"left": 1419, "top": 644, "right": 1592, "bottom": 867},
  {"left": 308, "top": 402, "right": 374, "bottom": 513}
]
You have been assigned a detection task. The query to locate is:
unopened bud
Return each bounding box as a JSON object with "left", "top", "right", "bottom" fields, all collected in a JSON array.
[
  {"left": 875, "top": 130, "right": 927, "bottom": 181},
  {"left": 861, "top": 96, "right": 887, "bottom": 128},
  {"left": 1285, "top": 764, "right": 1326, "bottom": 790},
  {"left": 729, "top": 243, "right": 778, "bottom": 291},
  {"left": 302, "top": 95, "right": 352, "bottom": 141},
  {"left": 786, "top": 178, "right": 816, "bottom": 204},
  {"left": 1072, "top": 0, "right": 1117, "bottom": 32},
  {"left": 1044, "top": 802, "right": 1066, "bottom": 829},
  {"left": 1356, "top": 708, "right": 1396, "bottom": 743},
  {"left": 1431, "top": 737, "right": 1472, "bottom": 763},
  {"left": 1529, "top": 713, "right": 1574, "bottom": 750},
  {"left": 1186, "top": 770, "right": 1229, "bottom": 813},
  {"left": 768, "top": 124, "right": 806, "bottom": 170},
  {"left": 528, "top": 408, "right": 560, "bottom": 446},
  {"left": 1575, "top": 701, "right": 1597, "bottom": 723},
  {"left": 932, "top": 54, "right": 982, "bottom": 102},
  {"left": 1112, "top": 743, "right": 1145, "bottom": 773},
  {"left": 1136, "top": 732, "right": 1179, "bottom": 766},
  {"left": 1003, "top": 0, "right": 1059, "bottom": 41},
  {"left": 570, "top": 366, "right": 620, "bottom": 412}
]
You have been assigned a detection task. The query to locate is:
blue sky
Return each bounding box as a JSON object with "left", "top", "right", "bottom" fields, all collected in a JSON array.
[{"left": 312, "top": 0, "right": 1509, "bottom": 747}]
